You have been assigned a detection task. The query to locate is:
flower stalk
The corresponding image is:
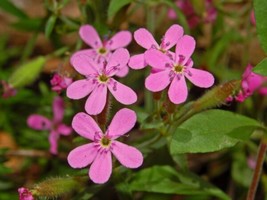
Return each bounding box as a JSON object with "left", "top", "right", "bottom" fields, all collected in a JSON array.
[{"left": 246, "top": 138, "right": 267, "bottom": 200}]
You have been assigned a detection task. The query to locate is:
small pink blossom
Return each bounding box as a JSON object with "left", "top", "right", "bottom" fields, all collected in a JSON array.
[
  {"left": 168, "top": 0, "right": 217, "bottom": 28},
  {"left": 67, "top": 48, "right": 137, "bottom": 115},
  {"left": 27, "top": 96, "right": 72, "bottom": 154},
  {"left": 74, "top": 24, "right": 132, "bottom": 77},
  {"left": 129, "top": 24, "right": 184, "bottom": 69},
  {"left": 230, "top": 64, "right": 267, "bottom": 102},
  {"left": 50, "top": 73, "right": 73, "bottom": 93},
  {"left": 18, "top": 187, "right": 34, "bottom": 200},
  {"left": 68, "top": 108, "right": 143, "bottom": 184},
  {"left": 144, "top": 35, "right": 214, "bottom": 104},
  {"left": 1, "top": 80, "right": 17, "bottom": 98}
]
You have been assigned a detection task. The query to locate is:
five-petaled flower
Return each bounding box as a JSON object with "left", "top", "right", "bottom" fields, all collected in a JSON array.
[
  {"left": 67, "top": 48, "right": 137, "bottom": 115},
  {"left": 144, "top": 35, "right": 214, "bottom": 104},
  {"left": 129, "top": 24, "right": 184, "bottom": 69},
  {"left": 67, "top": 108, "right": 143, "bottom": 184},
  {"left": 27, "top": 96, "right": 72, "bottom": 154},
  {"left": 73, "top": 24, "right": 132, "bottom": 77},
  {"left": 18, "top": 187, "right": 34, "bottom": 200}
]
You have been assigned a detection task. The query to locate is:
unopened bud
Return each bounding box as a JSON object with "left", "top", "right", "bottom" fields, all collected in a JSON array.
[
  {"left": 31, "top": 176, "right": 86, "bottom": 198},
  {"left": 193, "top": 80, "right": 241, "bottom": 112}
]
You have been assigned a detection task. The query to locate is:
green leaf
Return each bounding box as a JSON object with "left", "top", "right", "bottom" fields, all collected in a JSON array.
[
  {"left": 254, "top": 0, "right": 267, "bottom": 54},
  {"left": 0, "top": 0, "right": 28, "bottom": 19},
  {"left": 129, "top": 165, "right": 230, "bottom": 200},
  {"left": 170, "top": 110, "right": 261, "bottom": 154},
  {"left": 253, "top": 57, "right": 267, "bottom": 76},
  {"left": 45, "top": 15, "right": 57, "bottom": 38},
  {"left": 108, "top": 0, "right": 132, "bottom": 18},
  {"left": 8, "top": 56, "right": 46, "bottom": 88}
]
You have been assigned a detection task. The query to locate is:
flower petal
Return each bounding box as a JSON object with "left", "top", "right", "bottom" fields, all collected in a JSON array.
[
  {"left": 144, "top": 49, "right": 170, "bottom": 70},
  {"left": 175, "top": 35, "right": 196, "bottom": 65},
  {"left": 107, "top": 108, "right": 136, "bottom": 139},
  {"left": 89, "top": 151, "right": 112, "bottom": 184},
  {"left": 72, "top": 49, "right": 97, "bottom": 59},
  {"left": 67, "top": 143, "right": 98, "bottom": 168},
  {"left": 72, "top": 112, "right": 102, "bottom": 140},
  {"left": 52, "top": 96, "right": 64, "bottom": 123},
  {"left": 185, "top": 68, "right": 215, "bottom": 88},
  {"left": 27, "top": 114, "right": 51, "bottom": 130},
  {"left": 162, "top": 24, "right": 184, "bottom": 50},
  {"left": 57, "top": 123, "right": 72, "bottom": 136},
  {"left": 108, "top": 79, "right": 137, "bottom": 105},
  {"left": 105, "top": 31, "right": 132, "bottom": 50},
  {"left": 128, "top": 53, "right": 147, "bottom": 69},
  {"left": 67, "top": 79, "right": 95, "bottom": 100},
  {"left": 49, "top": 130, "right": 59, "bottom": 155},
  {"left": 134, "top": 28, "right": 158, "bottom": 49},
  {"left": 115, "top": 66, "right": 129, "bottom": 77},
  {"left": 79, "top": 25, "right": 102, "bottom": 48},
  {"left": 145, "top": 70, "right": 171, "bottom": 92},
  {"left": 168, "top": 76, "right": 188, "bottom": 104},
  {"left": 112, "top": 141, "right": 143, "bottom": 168},
  {"left": 106, "top": 48, "right": 130, "bottom": 77},
  {"left": 70, "top": 52, "right": 98, "bottom": 75},
  {"left": 85, "top": 85, "right": 107, "bottom": 115}
]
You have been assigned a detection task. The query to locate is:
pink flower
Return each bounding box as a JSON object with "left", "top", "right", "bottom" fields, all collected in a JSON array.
[
  {"left": 129, "top": 24, "right": 184, "bottom": 69},
  {"left": 1, "top": 80, "right": 16, "bottom": 98},
  {"left": 231, "top": 64, "right": 267, "bottom": 102},
  {"left": 74, "top": 24, "right": 132, "bottom": 77},
  {"left": 27, "top": 96, "right": 72, "bottom": 154},
  {"left": 168, "top": 0, "right": 217, "bottom": 28},
  {"left": 50, "top": 73, "right": 73, "bottom": 93},
  {"left": 18, "top": 187, "right": 34, "bottom": 200},
  {"left": 67, "top": 48, "right": 137, "bottom": 115},
  {"left": 144, "top": 35, "right": 214, "bottom": 104},
  {"left": 67, "top": 108, "right": 143, "bottom": 184}
]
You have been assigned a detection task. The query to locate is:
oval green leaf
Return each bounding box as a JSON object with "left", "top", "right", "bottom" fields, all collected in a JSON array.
[{"left": 170, "top": 109, "right": 262, "bottom": 154}]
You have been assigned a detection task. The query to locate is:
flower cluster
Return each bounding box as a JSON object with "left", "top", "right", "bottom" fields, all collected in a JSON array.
[
  {"left": 26, "top": 23, "right": 215, "bottom": 184},
  {"left": 65, "top": 24, "right": 215, "bottom": 183}
]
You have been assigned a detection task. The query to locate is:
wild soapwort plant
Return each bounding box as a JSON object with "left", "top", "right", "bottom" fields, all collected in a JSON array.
[{"left": 1, "top": 1, "right": 267, "bottom": 200}]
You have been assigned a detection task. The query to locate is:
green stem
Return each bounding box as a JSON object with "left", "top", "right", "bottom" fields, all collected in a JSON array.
[{"left": 246, "top": 139, "right": 267, "bottom": 200}]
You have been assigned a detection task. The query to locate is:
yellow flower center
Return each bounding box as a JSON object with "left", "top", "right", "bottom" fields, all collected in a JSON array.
[
  {"left": 98, "top": 47, "right": 107, "bottom": 55},
  {"left": 173, "top": 65, "right": 184, "bottom": 73},
  {"left": 100, "top": 136, "right": 111, "bottom": 147},
  {"left": 98, "top": 74, "right": 109, "bottom": 83}
]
